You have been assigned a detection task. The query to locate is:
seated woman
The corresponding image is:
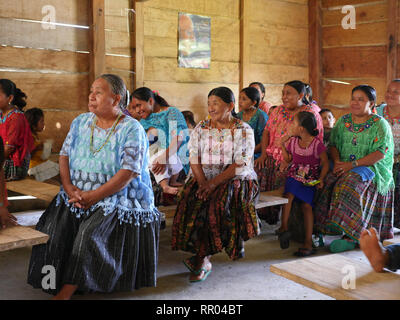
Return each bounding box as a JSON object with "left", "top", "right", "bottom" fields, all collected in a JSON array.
[
  {"left": 376, "top": 79, "right": 400, "bottom": 228},
  {"left": 0, "top": 137, "right": 16, "bottom": 229},
  {"left": 250, "top": 82, "right": 272, "bottom": 114},
  {"left": 237, "top": 86, "right": 268, "bottom": 160},
  {"left": 315, "top": 85, "right": 395, "bottom": 253},
  {"left": 132, "top": 87, "right": 189, "bottom": 196},
  {"left": 0, "top": 79, "right": 33, "bottom": 181},
  {"left": 27, "top": 74, "right": 160, "bottom": 299},
  {"left": 172, "top": 87, "right": 259, "bottom": 282}
]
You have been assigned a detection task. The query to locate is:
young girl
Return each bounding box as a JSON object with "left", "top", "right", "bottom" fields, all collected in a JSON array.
[
  {"left": 237, "top": 87, "right": 268, "bottom": 159},
  {"left": 250, "top": 82, "right": 272, "bottom": 114},
  {"left": 279, "top": 111, "right": 329, "bottom": 256},
  {"left": 25, "top": 108, "right": 45, "bottom": 169}
]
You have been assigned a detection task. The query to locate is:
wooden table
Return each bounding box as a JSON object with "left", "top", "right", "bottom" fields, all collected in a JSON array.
[
  {"left": 6, "top": 179, "right": 59, "bottom": 202},
  {"left": 0, "top": 226, "right": 49, "bottom": 252},
  {"left": 270, "top": 252, "right": 400, "bottom": 300}
]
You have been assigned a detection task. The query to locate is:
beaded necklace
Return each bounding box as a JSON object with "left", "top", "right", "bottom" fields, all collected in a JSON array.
[
  {"left": 90, "top": 112, "right": 123, "bottom": 155},
  {"left": 0, "top": 108, "right": 18, "bottom": 124},
  {"left": 343, "top": 114, "right": 379, "bottom": 146}
]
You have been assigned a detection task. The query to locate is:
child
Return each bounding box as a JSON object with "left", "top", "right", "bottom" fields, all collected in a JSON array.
[
  {"left": 182, "top": 110, "right": 197, "bottom": 129},
  {"left": 237, "top": 87, "right": 268, "bottom": 159},
  {"left": 319, "top": 108, "right": 336, "bottom": 148},
  {"left": 25, "top": 108, "right": 59, "bottom": 182},
  {"left": 278, "top": 111, "right": 329, "bottom": 256},
  {"left": 250, "top": 82, "right": 272, "bottom": 114}
]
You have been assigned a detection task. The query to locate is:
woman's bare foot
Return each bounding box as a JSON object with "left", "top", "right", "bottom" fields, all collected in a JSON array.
[
  {"left": 189, "top": 256, "right": 212, "bottom": 282},
  {"left": 160, "top": 180, "right": 179, "bottom": 195},
  {"left": 359, "top": 228, "right": 389, "bottom": 273},
  {"left": 51, "top": 284, "right": 78, "bottom": 300}
]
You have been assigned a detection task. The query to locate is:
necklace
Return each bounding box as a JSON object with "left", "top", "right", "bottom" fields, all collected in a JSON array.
[
  {"left": 0, "top": 107, "right": 18, "bottom": 124},
  {"left": 343, "top": 114, "right": 379, "bottom": 146},
  {"left": 90, "top": 112, "right": 123, "bottom": 155}
]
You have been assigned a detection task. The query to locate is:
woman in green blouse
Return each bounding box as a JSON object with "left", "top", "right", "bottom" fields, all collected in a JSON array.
[{"left": 315, "top": 85, "right": 395, "bottom": 253}]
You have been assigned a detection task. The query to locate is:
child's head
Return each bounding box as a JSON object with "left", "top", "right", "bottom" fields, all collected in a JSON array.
[
  {"left": 239, "top": 87, "right": 260, "bottom": 112},
  {"left": 207, "top": 87, "right": 235, "bottom": 122},
  {"left": 25, "top": 108, "right": 45, "bottom": 133},
  {"left": 293, "top": 111, "right": 319, "bottom": 138},
  {"left": 319, "top": 108, "right": 335, "bottom": 130},
  {"left": 182, "top": 110, "right": 196, "bottom": 129},
  {"left": 249, "top": 82, "right": 265, "bottom": 101}
]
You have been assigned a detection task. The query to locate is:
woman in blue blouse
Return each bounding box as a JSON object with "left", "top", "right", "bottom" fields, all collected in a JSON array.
[
  {"left": 27, "top": 74, "right": 160, "bottom": 299},
  {"left": 132, "top": 87, "right": 189, "bottom": 196}
]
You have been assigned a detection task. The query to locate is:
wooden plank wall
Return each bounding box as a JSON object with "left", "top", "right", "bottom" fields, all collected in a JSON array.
[
  {"left": 247, "top": 0, "right": 309, "bottom": 107},
  {"left": 321, "top": 0, "right": 397, "bottom": 119},
  {"left": 140, "top": 0, "right": 241, "bottom": 121},
  {"left": 0, "top": 0, "right": 90, "bottom": 151}
]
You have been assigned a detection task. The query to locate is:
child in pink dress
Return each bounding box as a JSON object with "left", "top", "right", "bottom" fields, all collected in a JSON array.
[{"left": 279, "top": 111, "right": 329, "bottom": 256}]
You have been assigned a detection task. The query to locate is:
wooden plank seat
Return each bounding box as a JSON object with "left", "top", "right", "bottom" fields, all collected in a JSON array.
[
  {"left": 0, "top": 225, "right": 48, "bottom": 252},
  {"left": 6, "top": 179, "right": 60, "bottom": 203},
  {"left": 270, "top": 252, "right": 400, "bottom": 300}
]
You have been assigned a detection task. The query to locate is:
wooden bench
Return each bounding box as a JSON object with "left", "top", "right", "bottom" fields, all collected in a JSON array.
[
  {"left": 6, "top": 178, "right": 60, "bottom": 203},
  {"left": 270, "top": 251, "right": 400, "bottom": 300},
  {"left": 0, "top": 225, "right": 48, "bottom": 252}
]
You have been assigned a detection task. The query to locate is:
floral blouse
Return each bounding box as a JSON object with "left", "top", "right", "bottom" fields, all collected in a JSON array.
[
  {"left": 377, "top": 105, "right": 400, "bottom": 158},
  {"left": 59, "top": 112, "right": 159, "bottom": 225},
  {"left": 188, "top": 118, "right": 257, "bottom": 181}
]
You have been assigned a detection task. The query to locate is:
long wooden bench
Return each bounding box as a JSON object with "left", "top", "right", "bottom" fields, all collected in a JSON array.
[
  {"left": 270, "top": 251, "right": 400, "bottom": 300},
  {"left": 6, "top": 178, "right": 60, "bottom": 203},
  {"left": 0, "top": 225, "right": 48, "bottom": 252}
]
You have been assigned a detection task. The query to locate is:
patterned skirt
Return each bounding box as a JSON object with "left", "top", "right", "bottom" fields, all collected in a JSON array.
[
  {"left": 314, "top": 171, "right": 394, "bottom": 242},
  {"left": 393, "top": 163, "right": 400, "bottom": 228},
  {"left": 171, "top": 177, "right": 260, "bottom": 260},
  {"left": 4, "top": 156, "right": 30, "bottom": 181},
  {"left": 255, "top": 155, "right": 287, "bottom": 224},
  {"left": 27, "top": 196, "right": 160, "bottom": 295}
]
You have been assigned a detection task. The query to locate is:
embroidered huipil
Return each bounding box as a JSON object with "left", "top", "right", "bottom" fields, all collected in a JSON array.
[
  {"left": 188, "top": 118, "right": 257, "bottom": 181},
  {"left": 329, "top": 114, "right": 394, "bottom": 195},
  {"left": 58, "top": 113, "right": 159, "bottom": 225},
  {"left": 140, "top": 107, "right": 190, "bottom": 174},
  {"left": 377, "top": 105, "right": 400, "bottom": 158}
]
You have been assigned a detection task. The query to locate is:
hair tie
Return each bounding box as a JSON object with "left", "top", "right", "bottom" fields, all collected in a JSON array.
[{"left": 152, "top": 90, "right": 159, "bottom": 96}]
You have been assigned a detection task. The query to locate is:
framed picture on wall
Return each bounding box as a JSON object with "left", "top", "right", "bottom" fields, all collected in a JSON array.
[{"left": 178, "top": 12, "right": 211, "bottom": 69}]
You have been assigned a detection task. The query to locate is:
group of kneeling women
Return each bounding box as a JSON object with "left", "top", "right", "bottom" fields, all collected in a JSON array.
[{"left": 2, "top": 73, "right": 399, "bottom": 298}]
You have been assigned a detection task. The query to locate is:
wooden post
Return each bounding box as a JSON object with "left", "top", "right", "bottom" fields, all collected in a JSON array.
[
  {"left": 89, "top": 0, "right": 106, "bottom": 85},
  {"left": 387, "top": 0, "right": 399, "bottom": 85},
  {"left": 308, "top": 0, "right": 323, "bottom": 104},
  {"left": 240, "top": 0, "right": 250, "bottom": 90},
  {"left": 134, "top": 1, "right": 145, "bottom": 89}
]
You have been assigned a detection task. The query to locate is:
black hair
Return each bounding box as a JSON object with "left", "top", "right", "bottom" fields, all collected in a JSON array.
[
  {"left": 352, "top": 85, "right": 377, "bottom": 109},
  {"left": 392, "top": 79, "right": 400, "bottom": 83},
  {"left": 240, "top": 87, "right": 260, "bottom": 108},
  {"left": 304, "top": 83, "right": 313, "bottom": 101},
  {"left": 132, "top": 87, "right": 170, "bottom": 108},
  {"left": 285, "top": 80, "right": 310, "bottom": 106},
  {"left": 99, "top": 74, "right": 127, "bottom": 109},
  {"left": 296, "top": 111, "right": 319, "bottom": 137},
  {"left": 249, "top": 82, "right": 265, "bottom": 100},
  {"left": 25, "top": 108, "right": 44, "bottom": 133},
  {"left": 208, "top": 87, "right": 235, "bottom": 104},
  {"left": 319, "top": 108, "right": 333, "bottom": 115},
  {"left": 0, "top": 79, "right": 27, "bottom": 111},
  {"left": 182, "top": 110, "right": 196, "bottom": 128}
]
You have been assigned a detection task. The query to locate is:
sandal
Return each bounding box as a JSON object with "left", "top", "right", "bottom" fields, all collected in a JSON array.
[
  {"left": 329, "top": 239, "right": 356, "bottom": 253},
  {"left": 183, "top": 256, "right": 199, "bottom": 274},
  {"left": 279, "top": 231, "right": 291, "bottom": 249},
  {"left": 189, "top": 267, "right": 212, "bottom": 283},
  {"left": 275, "top": 228, "right": 284, "bottom": 236},
  {"left": 293, "top": 247, "right": 316, "bottom": 257}
]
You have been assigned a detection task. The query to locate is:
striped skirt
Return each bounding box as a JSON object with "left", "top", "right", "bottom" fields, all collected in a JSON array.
[
  {"left": 171, "top": 177, "right": 260, "bottom": 260},
  {"left": 255, "top": 155, "right": 287, "bottom": 224},
  {"left": 393, "top": 162, "right": 400, "bottom": 228},
  {"left": 27, "top": 196, "right": 160, "bottom": 295},
  {"left": 4, "top": 156, "right": 30, "bottom": 181},
  {"left": 314, "top": 171, "right": 394, "bottom": 242}
]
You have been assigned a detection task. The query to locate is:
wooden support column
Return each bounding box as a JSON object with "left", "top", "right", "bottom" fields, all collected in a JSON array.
[
  {"left": 134, "top": 0, "right": 144, "bottom": 89},
  {"left": 240, "top": 0, "right": 250, "bottom": 90},
  {"left": 89, "top": 0, "right": 106, "bottom": 85},
  {"left": 387, "top": 0, "right": 399, "bottom": 85},
  {"left": 308, "top": 0, "right": 323, "bottom": 104}
]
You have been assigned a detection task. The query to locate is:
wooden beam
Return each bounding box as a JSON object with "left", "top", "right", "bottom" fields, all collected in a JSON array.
[
  {"left": 308, "top": 0, "right": 323, "bottom": 104},
  {"left": 89, "top": 0, "right": 106, "bottom": 85},
  {"left": 239, "top": 0, "right": 250, "bottom": 90},
  {"left": 134, "top": 0, "right": 144, "bottom": 89},
  {"left": 387, "top": 0, "right": 399, "bottom": 85}
]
